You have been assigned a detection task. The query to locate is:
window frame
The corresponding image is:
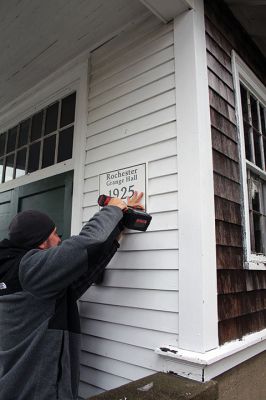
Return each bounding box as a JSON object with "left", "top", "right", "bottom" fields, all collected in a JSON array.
[
  {"left": 0, "top": 62, "right": 85, "bottom": 192},
  {"left": 232, "top": 51, "right": 266, "bottom": 270},
  {"left": 0, "top": 93, "right": 76, "bottom": 184},
  {"left": 0, "top": 59, "right": 89, "bottom": 235}
]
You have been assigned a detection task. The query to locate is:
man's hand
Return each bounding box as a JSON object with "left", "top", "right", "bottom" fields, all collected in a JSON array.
[
  {"left": 108, "top": 197, "right": 128, "bottom": 211},
  {"left": 127, "top": 191, "right": 144, "bottom": 209}
]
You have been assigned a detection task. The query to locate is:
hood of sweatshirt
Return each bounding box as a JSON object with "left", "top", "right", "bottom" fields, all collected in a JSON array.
[{"left": 0, "top": 239, "right": 28, "bottom": 284}]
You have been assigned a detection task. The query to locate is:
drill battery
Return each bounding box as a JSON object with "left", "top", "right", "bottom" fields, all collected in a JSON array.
[{"left": 97, "top": 194, "right": 152, "bottom": 232}]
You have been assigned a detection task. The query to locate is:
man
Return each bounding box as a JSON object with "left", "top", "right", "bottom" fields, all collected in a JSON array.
[{"left": 0, "top": 192, "right": 143, "bottom": 400}]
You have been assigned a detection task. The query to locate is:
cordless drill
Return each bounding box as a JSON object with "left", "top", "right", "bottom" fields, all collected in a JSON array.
[{"left": 98, "top": 194, "right": 152, "bottom": 231}]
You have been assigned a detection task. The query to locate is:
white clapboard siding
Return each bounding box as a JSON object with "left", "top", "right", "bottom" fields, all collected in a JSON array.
[
  {"left": 79, "top": 302, "right": 178, "bottom": 333},
  {"left": 86, "top": 90, "right": 176, "bottom": 137},
  {"left": 86, "top": 122, "right": 176, "bottom": 163},
  {"left": 84, "top": 138, "right": 177, "bottom": 179},
  {"left": 81, "top": 287, "right": 178, "bottom": 312},
  {"left": 80, "top": 365, "right": 130, "bottom": 391},
  {"left": 149, "top": 155, "right": 178, "bottom": 178},
  {"left": 149, "top": 173, "right": 178, "bottom": 195},
  {"left": 81, "top": 336, "right": 164, "bottom": 371},
  {"left": 90, "top": 18, "right": 173, "bottom": 69},
  {"left": 148, "top": 211, "right": 178, "bottom": 231},
  {"left": 79, "top": 381, "right": 102, "bottom": 400},
  {"left": 80, "top": 16, "right": 178, "bottom": 397},
  {"left": 97, "top": 269, "right": 178, "bottom": 290},
  {"left": 90, "top": 46, "right": 174, "bottom": 99},
  {"left": 81, "top": 320, "right": 178, "bottom": 350},
  {"left": 89, "top": 60, "right": 175, "bottom": 111},
  {"left": 83, "top": 248, "right": 179, "bottom": 270},
  {"left": 149, "top": 191, "right": 178, "bottom": 213},
  {"left": 83, "top": 210, "right": 178, "bottom": 231},
  {"left": 90, "top": 29, "right": 174, "bottom": 84},
  {"left": 106, "top": 249, "right": 178, "bottom": 269},
  {"left": 88, "top": 75, "right": 175, "bottom": 123},
  {"left": 82, "top": 206, "right": 99, "bottom": 222},
  {"left": 90, "top": 14, "right": 161, "bottom": 66},
  {"left": 118, "top": 230, "right": 178, "bottom": 251},
  {"left": 86, "top": 106, "right": 176, "bottom": 150},
  {"left": 80, "top": 352, "right": 155, "bottom": 381}
]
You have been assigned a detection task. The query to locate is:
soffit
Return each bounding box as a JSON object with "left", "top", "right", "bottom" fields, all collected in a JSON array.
[
  {"left": 223, "top": 0, "right": 266, "bottom": 58},
  {"left": 0, "top": 0, "right": 148, "bottom": 110}
]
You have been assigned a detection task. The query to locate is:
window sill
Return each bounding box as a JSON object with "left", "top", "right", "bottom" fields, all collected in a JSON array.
[
  {"left": 245, "top": 257, "right": 266, "bottom": 270},
  {"left": 155, "top": 328, "right": 266, "bottom": 382},
  {"left": 0, "top": 159, "right": 73, "bottom": 193}
]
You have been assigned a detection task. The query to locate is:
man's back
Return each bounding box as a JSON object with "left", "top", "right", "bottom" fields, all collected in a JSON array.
[
  {"left": 0, "top": 206, "right": 124, "bottom": 400},
  {"left": 0, "top": 287, "right": 76, "bottom": 400}
]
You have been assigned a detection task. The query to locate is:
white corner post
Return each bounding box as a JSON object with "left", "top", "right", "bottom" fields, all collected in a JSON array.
[
  {"left": 71, "top": 59, "right": 90, "bottom": 235},
  {"left": 174, "top": 0, "right": 218, "bottom": 352}
]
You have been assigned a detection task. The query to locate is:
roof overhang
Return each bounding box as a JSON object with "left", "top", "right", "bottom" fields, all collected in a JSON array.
[
  {"left": 224, "top": 0, "right": 266, "bottom": 58},
  {"left": 0, "top": 0, "right": 264, "bottom": 113},
  {"left": 139, "top": 0, "right": 194, "bottom": 23}
]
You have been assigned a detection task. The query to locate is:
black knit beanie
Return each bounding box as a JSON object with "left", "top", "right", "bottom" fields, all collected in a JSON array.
[{"left": 8, "top": 210, "right": 55, "bottom": 249}]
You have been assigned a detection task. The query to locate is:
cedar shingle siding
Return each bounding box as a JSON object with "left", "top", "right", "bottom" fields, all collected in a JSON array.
[{"left": 205, "top": 0, "right": 266, "bottom": 344}]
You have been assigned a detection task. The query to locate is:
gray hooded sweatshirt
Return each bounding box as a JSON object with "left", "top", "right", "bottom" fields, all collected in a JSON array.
[{"left": 0, "top": 206, "right": 123, "bottom": 400}]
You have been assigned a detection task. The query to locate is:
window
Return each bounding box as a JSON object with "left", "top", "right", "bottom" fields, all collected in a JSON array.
[
  {"left": 0, "top": 92, "right": 76, "bottom": 183},
  {"left": 233, "top": 53, "right": 266, "bottom": 269}
]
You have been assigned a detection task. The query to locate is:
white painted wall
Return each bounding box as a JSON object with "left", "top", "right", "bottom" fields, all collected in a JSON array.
[{"left": 79, "top": 14, "right": 179, "bottom": 399}]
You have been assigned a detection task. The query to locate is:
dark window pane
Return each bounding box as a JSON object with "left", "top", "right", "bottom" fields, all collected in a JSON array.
[
  {"left": 250, "top": 95, "right": 259, "bottom": 130},
  {"left": 58, "top": 127, "right": 73, "bottom": 162},
  {"left": 42, "top": 135, "right": 56, "bottom": 168},
  {"left": 0, "top": 158, "right": 3, "bottom": 183},
  {"left": 7, "top": 127, "right": 17, "bottom": 153},
  {"left": 15, "top": 148, "right": 27, "bottom": 178},
  {"left": 253, "top": 213, "right": 262, "bottom": 253},
  {"left": 44, "top": 102, "right": 59, "bottom": 135},
  {"left": 60, "top": 93, "right": 76, "bottom": 128},
  {"left": 4, "top": 154, "right": 14, "bottom": 182},
  {"left": 28, "top": 142, "right": 40, "bottom": 172},
  {"left": 240, "top": 84, "right": 248, "bottom": 122},
  {"left": 253, "top": 130, "right": 262, "bottom": 169},
  {"left": 244, "top": 121, "right": 252, "bottom": 161},
  {"left": 18, "top": 119, "right": 30, "bottom": 147},
  {"left": 252, "top": 190, "right": 260, "bottom": 213},
  {"left": 0, "top": 133, "right": 6, "bottom": 157},
  {"left": 31, "top": 111, "right": 43, "bottom": 141},
  {"left": 260, "top": 105, "right": 265, "bottom": 135}
]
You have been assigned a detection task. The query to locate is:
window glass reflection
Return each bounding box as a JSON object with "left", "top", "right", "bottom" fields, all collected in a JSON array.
[{"left": 4, "top": 154, "right": 14, "bottom": 182}]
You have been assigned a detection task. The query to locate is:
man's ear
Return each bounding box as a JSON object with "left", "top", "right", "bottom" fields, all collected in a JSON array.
[{"left": 38, "top": 241, "right": 47, "bottom": 250}]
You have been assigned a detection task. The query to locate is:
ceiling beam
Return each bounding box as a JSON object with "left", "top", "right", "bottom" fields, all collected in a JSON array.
[{"left": 139, "top": 0, "right": 194, "bottom": 23}]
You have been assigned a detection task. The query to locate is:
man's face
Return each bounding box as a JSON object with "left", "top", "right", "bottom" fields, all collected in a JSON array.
[{"left": 38, "top": 228, "right": 61, "bottom": 249}]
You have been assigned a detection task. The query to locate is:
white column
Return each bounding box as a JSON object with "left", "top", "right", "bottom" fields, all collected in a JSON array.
[{"left": 174, "top": 0, "right": 218, "bottom": 352}]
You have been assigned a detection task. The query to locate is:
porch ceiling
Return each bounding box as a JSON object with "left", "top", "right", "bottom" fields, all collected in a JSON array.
[
  {"left": 0, "top": 0, "right": 148, "bottom": 111},
  {"left": 224, "top": 0, "right": 266, "bottom": 58},
  {"left": 0, "top": 0, "right": 265, "bottom": 114}
]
